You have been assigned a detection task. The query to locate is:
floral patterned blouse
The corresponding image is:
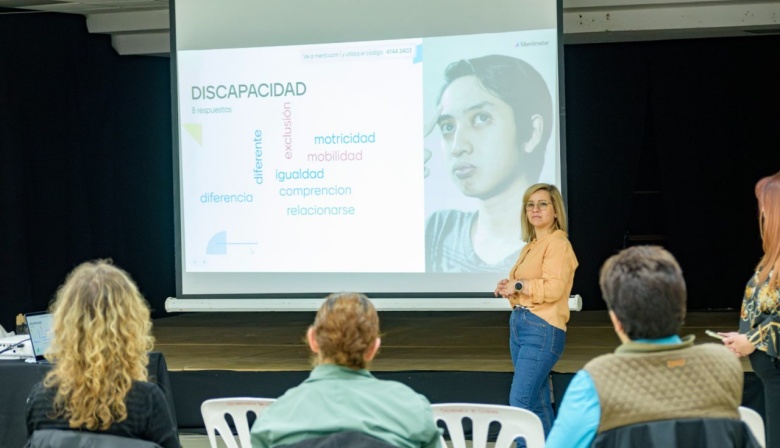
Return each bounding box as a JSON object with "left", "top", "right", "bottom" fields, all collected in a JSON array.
[{"left": 739, "top": 270, "right": 780, "bottom": 358}]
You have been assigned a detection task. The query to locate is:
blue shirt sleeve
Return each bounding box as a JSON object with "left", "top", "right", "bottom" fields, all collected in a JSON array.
[{"left": 546, "top": 370, "right": 601, "bottom": 448}]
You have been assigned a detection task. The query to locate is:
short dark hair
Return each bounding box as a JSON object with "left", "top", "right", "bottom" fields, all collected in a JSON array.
[
  {"left": 439, "top": 54, "right": 552, "bottom": 180},
  {"left": 599, "top": 246, "right": 686, "bottom": 339}
]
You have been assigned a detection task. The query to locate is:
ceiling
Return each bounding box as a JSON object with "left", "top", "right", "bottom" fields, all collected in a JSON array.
[{"left": 1, "top": 0, "right": 779, "bottom": 56}]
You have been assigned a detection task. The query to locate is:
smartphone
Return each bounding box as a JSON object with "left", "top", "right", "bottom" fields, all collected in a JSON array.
[{"left": 705, "top": 330, "right": 725, "bottom": 340}]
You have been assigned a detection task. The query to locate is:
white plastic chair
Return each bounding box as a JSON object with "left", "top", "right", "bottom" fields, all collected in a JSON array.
[
  {"left": 201, "top": 397, "right": 276, "bottom": 448},
  {"left": 738, "top": 406, "right": 766, "bottom": 448},
  {"left": 431, "top": 403, "right": 545, "bottom": 448}
]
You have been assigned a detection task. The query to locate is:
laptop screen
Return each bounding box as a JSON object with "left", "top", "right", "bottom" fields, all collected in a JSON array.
[{"left": 25, "top": 312, "right": 53, "bottom": 361}]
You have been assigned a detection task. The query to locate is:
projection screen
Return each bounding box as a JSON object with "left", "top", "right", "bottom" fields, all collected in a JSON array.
[{"left": 168, "top": 0, "right": 566, "bottom": 310}]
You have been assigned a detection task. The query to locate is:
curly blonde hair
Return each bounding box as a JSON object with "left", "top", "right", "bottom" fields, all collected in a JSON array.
[
  {"left": 311, "top": 293, "right": 379, "bottom": 370},
  {"left": 43, "top": 259, "right": 154, "bottom": 430}
]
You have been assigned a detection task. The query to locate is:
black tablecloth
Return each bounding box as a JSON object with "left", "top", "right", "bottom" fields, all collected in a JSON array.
[{"left": 0, "top": 352, "right": 177, "bottom": 448}]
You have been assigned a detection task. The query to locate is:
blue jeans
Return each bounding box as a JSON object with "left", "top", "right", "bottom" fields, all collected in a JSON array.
[{"left": 509, "top": 307, "right": 565, "bottom": 440}]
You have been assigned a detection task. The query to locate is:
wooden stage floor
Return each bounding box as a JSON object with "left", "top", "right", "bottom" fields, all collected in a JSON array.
[{"left": 152, "top": 310, "right": 751, "bottom": 373}]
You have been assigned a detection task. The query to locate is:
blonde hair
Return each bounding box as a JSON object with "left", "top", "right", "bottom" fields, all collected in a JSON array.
[
  {"left": 756, "top": 171, "right": 780, "bottom": 289},
  {"left": 43, "top": 259, "right": 154, "bottom": 430},
  {"left": 520, "top": 183, "right": 568, "bottom": 243},
  {"left": 310, "top": 293, "right": 379, "bottom": 370}
]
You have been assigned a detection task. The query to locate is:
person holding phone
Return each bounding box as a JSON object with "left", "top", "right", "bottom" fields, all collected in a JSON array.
[
  {"left": 493, "top": 183, "right": 577, "bottom": 443},
  {"left": 719, "top": 171, "right": 780, "bottom": 447}
]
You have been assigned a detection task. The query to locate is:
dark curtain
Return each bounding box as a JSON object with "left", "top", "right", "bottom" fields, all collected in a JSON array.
[
  {"left": 565, "top": 43, "right": 649, "bottom": 306},
  {"left": 565, "top": 36, "right": 780, "bottom": 309},
  {"left": 648, "top": 38, "right": 777, "bottom": 310},
  {"left": 0, "top": 10, "right": 174, "bottom": 331}
]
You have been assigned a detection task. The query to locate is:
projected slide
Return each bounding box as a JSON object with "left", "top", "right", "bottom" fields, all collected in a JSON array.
[
  {"left": 178, "top": 30, "right": 557, "bottom": 277},
  {"left": 179, "top": 39, "right": 425, "bottom": 273}
]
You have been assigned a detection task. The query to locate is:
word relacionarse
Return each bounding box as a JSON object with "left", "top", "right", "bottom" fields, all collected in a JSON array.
[{"left": 191, "top": 82, "right": 307, "bottom": 100}]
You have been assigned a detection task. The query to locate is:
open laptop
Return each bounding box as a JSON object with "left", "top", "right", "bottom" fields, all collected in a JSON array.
[{"left": 24, "top": 312, "right": 53, "bottom": 363}]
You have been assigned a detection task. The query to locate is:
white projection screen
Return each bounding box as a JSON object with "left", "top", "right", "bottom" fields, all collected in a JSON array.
[{"left": 169, "top": 0, "right": 566, "bottom": 311}]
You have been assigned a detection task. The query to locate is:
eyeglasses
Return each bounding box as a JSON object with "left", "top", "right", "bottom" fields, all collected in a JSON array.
[{"left": 525, "top": 201, "right": 552, "bottom": 211}]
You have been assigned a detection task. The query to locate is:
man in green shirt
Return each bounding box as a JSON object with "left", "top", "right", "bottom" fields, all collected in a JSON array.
[{"left": 250, "top": 293, "right": 442, "bottom": 448}]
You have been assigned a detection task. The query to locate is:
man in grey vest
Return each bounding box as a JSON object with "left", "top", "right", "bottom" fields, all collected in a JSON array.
[{"left": 547, "top": 245, "right": 750, "bottom": 447}]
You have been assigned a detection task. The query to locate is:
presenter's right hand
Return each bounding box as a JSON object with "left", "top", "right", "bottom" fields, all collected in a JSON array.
[{"left": 494, "top": 279, "right": 510, "bottom": 298}]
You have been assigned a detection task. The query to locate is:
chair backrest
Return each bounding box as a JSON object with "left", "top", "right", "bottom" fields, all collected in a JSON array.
[
  {"left": 591, "top": 417, "right": 761, "bottom": 448},
  {"left": 28, "top": 429, "right": 163, "bottom": 448},
  {"left": 738, "top": 406, "right": 766, "bottom": 448},
  {"left": 431, "top": 403, "right": 545, "bottom": 448},
  {"left": 200, "top": 397, "right": 276, "bottom": 448},
  {"left": 277, "top": 431, "right": 400, "bottom": 448}
]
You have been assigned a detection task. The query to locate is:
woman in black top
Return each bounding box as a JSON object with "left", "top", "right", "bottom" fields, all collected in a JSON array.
[
  {"left": 25, "top": 260, "right": 179, "bottom": 448},
  {"left": 721, "top": 171, "right": 780, "bottom": 448}
]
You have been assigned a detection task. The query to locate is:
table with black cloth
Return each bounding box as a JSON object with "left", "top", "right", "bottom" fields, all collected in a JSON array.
[{"left": 0, "top": 352, "right": 177, "bottom": 448}]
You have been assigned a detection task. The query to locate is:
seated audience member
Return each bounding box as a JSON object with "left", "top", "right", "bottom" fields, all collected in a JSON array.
[
  {"left": 250, "top": 292, "right": 442, "bottom": 448},
  {"left": 546, "top": 246, "right": 748, "bottom": 448},
  {"left": 25, "top": 260, "right": 179, "bottom": 448}
]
